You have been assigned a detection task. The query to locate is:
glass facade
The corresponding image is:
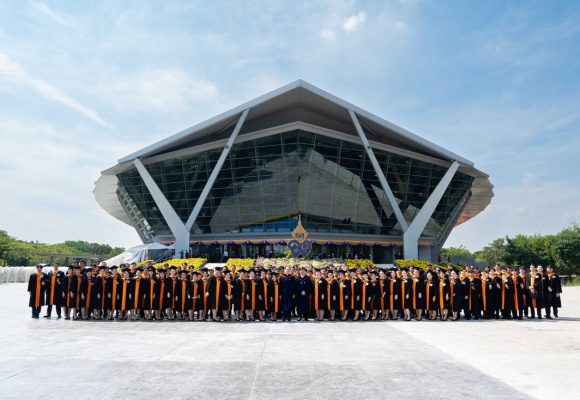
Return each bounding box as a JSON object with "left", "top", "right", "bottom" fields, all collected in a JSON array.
[{"left": 117, "top": 130, "right": 474, "bottom": 240}]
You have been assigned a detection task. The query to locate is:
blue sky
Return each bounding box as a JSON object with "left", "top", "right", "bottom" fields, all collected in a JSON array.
[{"left": 0, "top": 0, "right": 579, "bottom": 251}]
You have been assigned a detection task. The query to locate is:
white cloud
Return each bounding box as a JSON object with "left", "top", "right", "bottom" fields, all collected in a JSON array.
[
  {"left": 29, "top": 1, "right": 73, "bottom": 26},
  {"left": 0, "top": 52, "right": 109, "bottom": 127},
  {"left": 320, "top": 29, "right": 336, "bottom": 42},
  {"left": 342, "top": 11, "right": 367, "bottom": 32},
  {"left": 96, "top": 68, "right": 219, "bottom": 113},
  {"left": 393, "top": 20, "right": 405, "bottom": 30}
]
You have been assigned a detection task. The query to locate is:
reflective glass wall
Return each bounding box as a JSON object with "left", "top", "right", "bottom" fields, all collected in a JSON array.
[{"left": 117, "top": 130, "right": 473, "bottom": 240}]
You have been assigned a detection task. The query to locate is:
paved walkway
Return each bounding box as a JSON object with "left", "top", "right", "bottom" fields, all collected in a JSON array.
[{"left": 1, "top": 283, "right": 579, "bottom": 400}]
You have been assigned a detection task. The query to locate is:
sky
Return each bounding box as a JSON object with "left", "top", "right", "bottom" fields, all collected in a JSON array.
[{"left": 0, "top": 0, "right": 579, "bottom": 252}]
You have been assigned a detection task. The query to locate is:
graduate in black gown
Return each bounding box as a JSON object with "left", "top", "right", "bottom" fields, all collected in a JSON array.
[
  {"left": 350, "top": 270, "right": 363, "bottom": 321},
  {"left": 450, "top": 270, "right": 461, "bottom": 321},
  {"left": 401, "top": 269, "right": 413, "bottom": 321},
  {"left": 118, "top": 268, "right": 132, "bottom": 320},
  {"left": 437, "top": 270, "right": 450, "bottom": 321},
  {"left": 268, "top": 272, "right": 282, "bottom": 321},
  {"left": 106, "top": 266, "right": 120, "bottom": 320},
  {"left": 459, "top": 270, "right": 471, "bottom": 320},
  {"left": 389, "top": 270, "right": 401, "bottom": 320},
  {"left": 80, "top": 268, "right": 94, "bottom": 320},
  {"left": 44, "top": 263, "right": 64, "bottom": 319},
  {"left": 206, "top": 267, "right": 224, "bottom": 321},
  {"left": 313, "top": 270, "right": 327, "bottom": 321},
  {"left": 328, "top": 271, "right": 339, "bottom": 321},
  {"left": 546, "top": 265, "right": 562, "bottom": 317},
  {"left": 164, "top": 267, "right": 179, "bottom": 320},
  {"left": 470, "top": 270, "right": 482, "bottom": 320},
  {"left": 337, "top": 271, "right": 350, "bottom": 320},
  {"left": 92, "top": 266, "right": 108, "bottom": 320},
  {"left": 233, "top": 270, "right": 246, "bottom": 321},
  {"left": 425, "top": 271, "right": 438, "bottom": 320},
  {"left": 244, "top": 269, "right": 257, "bottom": 321},
  {"left": 412, "top": 269, "right": 425, "bottom": 321},
  {"left": 27, "top": 265, "right": 46, "bottom": 319},
  {"left": 368, "top": 272, "right": 380, "bottom": 320}
]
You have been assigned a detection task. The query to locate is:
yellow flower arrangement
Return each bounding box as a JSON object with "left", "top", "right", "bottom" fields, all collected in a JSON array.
[
  {"left": 344, "top": 259, "right": 375, "bottom": 269},
  {"left": 225, "top": 258, "right": 255, "bottom": 270},
  {"left": 136, "top": 258, "right": 207, "bottom": 270},
  {"left": 395, "top": 259, "right": 444, "bottom": 271}
]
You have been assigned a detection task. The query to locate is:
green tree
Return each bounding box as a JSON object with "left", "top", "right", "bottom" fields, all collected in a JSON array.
[
  {"left": 477, "top": 238, "right": 507, "bottom": 266},
  {"left": 552, "top": 223, "right": 580, "bottom": 275},
  {"left": 441, "top": 245, "right": 475, "bottom": 260}
]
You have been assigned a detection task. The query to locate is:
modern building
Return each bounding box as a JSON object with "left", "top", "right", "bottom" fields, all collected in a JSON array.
[{"left": 94, "top": 80, "right": 493, "bottom": 263}]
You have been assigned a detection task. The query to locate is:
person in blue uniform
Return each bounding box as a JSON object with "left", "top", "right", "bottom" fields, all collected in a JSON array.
[
  {"left": 280, "top": 267, "right": 295, "bottom": 321},
  {"left": 295, "top": 267, "right": 311, "bottom": 321}
]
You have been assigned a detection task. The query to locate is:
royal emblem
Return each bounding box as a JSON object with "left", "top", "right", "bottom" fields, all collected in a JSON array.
[{"left": 287, "top": 215, "right": 312, "bottom": 258}]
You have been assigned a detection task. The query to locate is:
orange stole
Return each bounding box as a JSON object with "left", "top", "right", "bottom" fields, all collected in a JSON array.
[
  {"left": 401, "top": 280, "right": 406, "bottom": 309},
  {"left": 412, "top": 279, "right": 416, "bottom": 309},
  {"left": 439, "top": 280, "right": 444, "bottom": 310},
  {"left": 426, "top": 282, "right": 430, "bottom": 310},
  {"left": 193, "top": 282, "right": 198, "bottom": 310},
  {"left": 121, "top": 279, "right": 128, "bottom": 310},
  {"left": 215, "top": 279, "right": 221, "bottom": 310},
  {"left": 339, "top": 283, "right": 344, "bottom": 311},
  {"left": 512, "top": 276, "right": 519, "bottom": 310},
  {"left": 362, "top": 283, "right": 367, "bottom": 310},
  {"left": 158, "top": 281, "right": 164, "bottom": 311},
  {"left": 327, "top": 280, "right": 332, "bottom": 311},
  {"left": 263, "top": 279, "right": 268, "bottom": 309},
  {"left": 273, "top": 283, "right": 279, "bottom": 312},
  {"left": 35, "top": 273, "right": 42, "bottom": 308},
  {"left": 350, "top": 280, "right": 355, "bottom": 309},
  {"left": 181, "top": 280, "right": 187, "bottom": 313},
  {"left": 450, "top": 280, "right": 454, "bottom": 311},
  {"left": 134, "top": 279, "right": 141, "bottom": 309},
  {"left": 389, "top": 280, "right": 394, "bottom": 311},
  {"left": 314, "top": 279, "right": 319, "bottom": 310},
  {"left": 86, "top": 280, "right": 92, "bottom": 311},
  {"left": 227, "top": 282, "right": 233, "bottom": 310},
  {"left": 379, "top": 280, "right": 385, "bottom": 310},
  {"left": 50, "top": 273, "right": 56, "bottom": 304},
  {"left": 149, "top": 279, "right": 155, "bottom": 309},
  {"left": 112, "top": 278, "right": 118, "bottom": 310}
]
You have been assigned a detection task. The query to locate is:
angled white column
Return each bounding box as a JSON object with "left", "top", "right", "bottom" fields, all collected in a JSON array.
[
  {"left": 349, "top": 109, "right": 408, "bottom": 232},
  {"left": 403, "top": 161, "right": 459, "bottom": 260},
  {"left": 133, "top": 158, "right": 190, "bottom": 256},
  {"left": 185, "top": 109, "right": 249, "bottom": 231}
]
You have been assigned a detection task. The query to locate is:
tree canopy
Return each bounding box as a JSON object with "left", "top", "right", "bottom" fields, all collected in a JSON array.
[{"left": 0, "top": 230, "right": 124, "bottom": 266}]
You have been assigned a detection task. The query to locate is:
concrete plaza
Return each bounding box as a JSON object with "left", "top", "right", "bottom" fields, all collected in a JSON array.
[{"left": 1, "top": 283, "right": 578, "bottom": 400}]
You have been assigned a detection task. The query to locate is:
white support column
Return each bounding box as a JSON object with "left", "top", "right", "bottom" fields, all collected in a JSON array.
[
  {"left": 133, "top": 158, "right": 190, "bottom": 256},
  {"left": 185, "top": 109, "right": 249, "bottom": 231},
  {"left": 403, "top": 161, "right": 459, "bottom": 260},
  {"left": 349, "top": 109, "right": 408, "bottom": 231}
]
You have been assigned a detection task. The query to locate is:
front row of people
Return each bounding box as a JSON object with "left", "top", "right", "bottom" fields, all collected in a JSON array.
[{"left": 28, "top": 262, "right": 562, "bottom": 322}]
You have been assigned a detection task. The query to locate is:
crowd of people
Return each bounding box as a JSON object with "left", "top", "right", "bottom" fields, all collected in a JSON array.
[{"left": 27, "top": 261, "right": 563, "bottom": 322}]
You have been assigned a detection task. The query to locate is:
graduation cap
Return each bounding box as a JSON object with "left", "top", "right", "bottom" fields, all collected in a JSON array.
[
  {"left": 147, "top": 266, "right": 155, "bottom": 272},
  {"left": 200, "top": 267, "right": 208, "bottom": 272},
  {"left": 121, "top": 267, "right": 130, "bottom": 273},
  {"left": 135, "top": 267, "right": 143, "bottom": 272},
  {"left": 98, "top": 266, "right": 107, "bottom": 272},
  {"left": 110, "top": 265, "right": 119, "bottom": 270},
  {"left": 192, "top": 271, "right": 199, "bottom": 276},
  {"left": 157, "top": 268, "right": 166, "bottom": 274},
  {"left": 73, "top": 265, "right": 81, "bottom": 270},
  {"left": 169, "top": 266, "right": 178, "bottom": 270},
  {"left": 214, "top": 267, "right": 223, "bottom": 271},
  {"left": 239, "top": 269, "right": 247, "bottom": 273}
]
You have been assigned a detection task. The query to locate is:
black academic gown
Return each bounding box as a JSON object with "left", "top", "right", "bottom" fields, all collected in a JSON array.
[{"left": 28, "top": 272, "right": 46, "bottom": 308}]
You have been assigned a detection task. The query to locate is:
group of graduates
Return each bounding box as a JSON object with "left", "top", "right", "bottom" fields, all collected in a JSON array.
[{"left": 27, "top": 260, "right": 563, "bottom": 322}]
